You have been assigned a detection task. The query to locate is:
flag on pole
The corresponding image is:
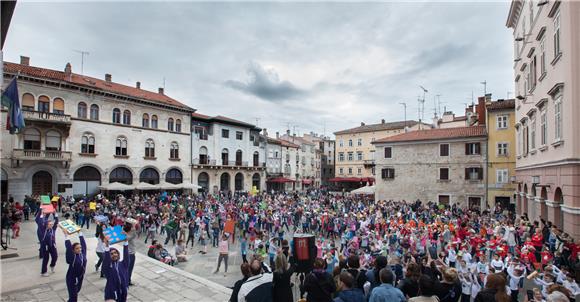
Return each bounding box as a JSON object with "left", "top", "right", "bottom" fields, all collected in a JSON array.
[{"left": 1, "top": 78, "right": 25, "bottom": 134}]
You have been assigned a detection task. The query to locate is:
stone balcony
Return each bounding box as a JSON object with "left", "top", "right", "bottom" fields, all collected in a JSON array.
[{"left": 12, "top": 149, "right": 72, "bottom": 166}]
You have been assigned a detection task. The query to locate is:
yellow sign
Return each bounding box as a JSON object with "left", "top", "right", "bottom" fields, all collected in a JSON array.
[{"left": 89, "top": 202, "right": 97, "bottom": 210}]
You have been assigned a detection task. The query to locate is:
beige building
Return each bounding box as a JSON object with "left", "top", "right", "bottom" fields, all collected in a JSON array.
[
  {"left": 486, "top": 99, "right": 517, "bottom": 209},
  {"left": 373, "top": 126, "right": 488, "bottom": 209},
  {"left": 302, "top": 133, "right": 335, "bottom": 187},
  {"left": 333, "top": 120, "right": 428, "bottom": 188},
  {"left": 280, "top": 132, "right": 319, "bottom": 190},
  {"left": 1, "top": 58, "right": 194, "bottom": 201},
  {"left": 506, "top": 0, "right": 580, "bottom": 239}
]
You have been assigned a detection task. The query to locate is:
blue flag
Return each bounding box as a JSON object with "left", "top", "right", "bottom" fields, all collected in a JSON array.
[{"left": 1, "top": 79, "right": 25, "bottom": 134}]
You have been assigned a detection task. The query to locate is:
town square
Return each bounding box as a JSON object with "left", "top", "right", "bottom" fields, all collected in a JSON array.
[{"left": 0, "top": 1, "right": 579, "bottom": 302}]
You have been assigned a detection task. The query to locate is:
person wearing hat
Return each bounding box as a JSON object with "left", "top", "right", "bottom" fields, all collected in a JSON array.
[
  {"left": 64, "top": 230, "right": 87, "bottom": 302},
  {"left": 102, "top": 237, "right": 129, "bottom": 302}
]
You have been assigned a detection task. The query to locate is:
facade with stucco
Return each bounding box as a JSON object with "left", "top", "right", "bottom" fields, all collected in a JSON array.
[{"left": 507, "top": 0, "right": 580, "bottom": 239}]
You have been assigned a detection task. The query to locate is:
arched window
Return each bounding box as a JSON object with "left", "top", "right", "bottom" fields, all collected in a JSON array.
[
  {"left": 175, "top": 119, "right": 182, "bottom": 132},
  {"left": 151, "top": 115, "right": 158, "bottom": 129},
  {"left": 198, "top": 172, "right": 209, "bottom": 191},
  {"left": 221, "top": 148, "right": 229, "bottom": 165},
  {"left": 142, "top": 113, "right": 150, "bottom": 128},
  {"left": 22, "top": 93, "right": 35, "bottom": 111},
  {"left": 112, "top": 108, "right": 121, "bottom": 124},
  {"left": 145, "top": 139, "right": 155, "bottom": 158},
  {"left": 236, "top": 150, "right": 243, "bottom": 166},
  {"left": 199, "top": 146, "right": 208, "bottom": 164},
  {"left": 253, "top": 151, "right": 260, "bottom": 167},
  {"left": 252, "top": 173, "right": 261, "bottom": 190},
  {"left": 235, "top": 173, "right": 244, "bottom": 191},
  {"left": 23, "top": 128, "right": 41, "bottom": 150},
  {"left": 109, "top": 167, "right": 133, "bottom": 184},
  {"left": 122, "top": 110, "right": 131, "bottom": 125},
  {"left": 115, "top": 136, "right": 127, "bottom": 156},
  {"left": 139, "top": 168, "right": 159, "bottom": 185},
  {"left": 38, "top": 95, "right": 50, "bottom": 112},
  {"left": 170, "top": 142, "right": 179, "bottom": 159},
  {"left": 45, "top": 130, "right": 61, "bottom": 151},
  {"left": 165, "top": 168, "right": 183, "bottom": 184},
  {"left": 53, "top": 98, "right": 64, "bottom": 115},
  {"left": 81, "top": 133, "right": 95, "bottom": 154},
  {"left": 168, "top": 118, "right": 174, "bottom": 131},
  {"left": 77, "top": 102, "right": 87, "bottom": 118},
  {"left": 90, "top": 104, "right": 99, "bottom": 120}
]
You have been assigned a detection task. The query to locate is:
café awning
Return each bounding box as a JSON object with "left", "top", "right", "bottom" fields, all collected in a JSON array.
[{"left": 267, "top": 177, "right": 295, "bottom": 183}]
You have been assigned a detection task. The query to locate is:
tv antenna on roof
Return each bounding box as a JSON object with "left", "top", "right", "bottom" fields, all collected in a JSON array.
[{"left": 73, "top": 50, "right": 89, "bottom": 75}]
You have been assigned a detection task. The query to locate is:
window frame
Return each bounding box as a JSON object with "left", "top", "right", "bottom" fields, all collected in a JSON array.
[
  {"left": 77, "top": 102, "right": 87, "bottom": 119},
  {"left": 89, "top": 104, "right": 99, "bottom": 120},
  {"left": 222, "top": 129, "right": 230, "bottom": 138},
  {"left": 439, "top": 143, "right": 449, "bottom": 157},
  {"left": 115, "top": 136, "right": 128, "bottom": 156},
  {"left": 496, "top": 169, "right": 509, "bottom": 184},
  {"left": 381, "top": 168, "right": 395, "bottom": 179},
  {"left": 554, "top": 94, "right": 562, "bottom": 141},
  {"left": 236, "top": 131, "right": 243, "bottom": 140},
  {"left": 384, "top": 146, "right": 392, "bottom": 159},
  {"left": 439, "top": 167, "right": 449, "bottom": 180},
  {"left": 112, "top": 108, "right": 121, "bottom": 124}
]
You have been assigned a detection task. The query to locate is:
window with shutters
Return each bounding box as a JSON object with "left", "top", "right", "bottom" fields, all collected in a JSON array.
[
  {"left": 540, "top": 37, "right": 546, "bottom": 77},
  {"left": 465, "top": 143, "right": 481, "bottom": 155},
  {"left": 381, "top": 168, "right": 395, "bottom": 179},
  {"left": 45, "top": 130, "right": 61, "bottom": 151},
  {"left": 384, "top": 147, "right": 392, "bottom": 158},
  {"left": 439, "top": 144, "right": 449, "bottom": 157},
  {"left": 531, "top": 116, "right": 536, "bottom": 150},
  {"left": 465, "top": 167, "right": 483, "bottom": 181},
  {"left": 439, "top": 168, "right": 449, "bottom": 180}
]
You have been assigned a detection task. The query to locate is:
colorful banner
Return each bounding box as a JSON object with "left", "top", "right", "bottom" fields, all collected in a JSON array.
[
  {"left": 58, "top": 220, "right": 81, "bottom": 235},
  {"left": 40, "top": 195, "right": 51, "bottom": 205},
  {"left": 103, "top": 226, "right": 126, "bottom": 244}
]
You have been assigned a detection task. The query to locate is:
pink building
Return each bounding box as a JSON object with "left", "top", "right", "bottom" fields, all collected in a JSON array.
[{"left": 506, "top": 0, "right": 580, "bottom": 239}]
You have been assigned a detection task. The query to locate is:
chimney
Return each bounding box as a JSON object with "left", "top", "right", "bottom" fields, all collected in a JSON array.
[
  {"left": 136, "top": 81, "right": 141, "bottom": 89},
  {"left": 158, "top": 87, "right": 164, "bottom": 95},
  {"left": 276, "top": 132, "right": 279, "bottom": 139},
  {"left": 263, "top": 128, "right": 268, "bottom": 137},
  {"left": 20, "top": 56, "right": 30, "bottom": 66},
  {"left": 360, "top": 122, "right": 365, "bottom": 126},
  {"left": 105, "top": 74, "right": 112, "bottom": 82},
  {"left": 286, "top": 129, "right": 290, "bottom": 136},
  {"left": 64, "top": 63, "right": 72, "bottom": 76},
  {"left": 477, "top": 96, "right": 486, "bottom": 126},
  {"left": 381, "top": 119, "right": 385, "bottom": 124}
]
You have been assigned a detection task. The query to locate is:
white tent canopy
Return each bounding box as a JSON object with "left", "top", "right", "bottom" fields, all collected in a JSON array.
[
  {"left": 350, "top": 185, "right": 375, "bottom": 195},
  {"left": 98, "top": 182, "right": 134, "bottom": 191},
  {"left": 180, "top": 183, "right": 201, "bottom": 190},
  {"left": 134, "top": 182, "right": 159, "bottom": 190},
  {"left": 160, "top": 182, "right": 182, "bottom": 190}
]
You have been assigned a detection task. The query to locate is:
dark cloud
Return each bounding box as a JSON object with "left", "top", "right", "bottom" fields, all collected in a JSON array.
[
  {"left": 224, "top": 62, "right": 307, "bottom": 102},
  {"left": 3, "top": 2, "right": 513, "bottom": 136}
]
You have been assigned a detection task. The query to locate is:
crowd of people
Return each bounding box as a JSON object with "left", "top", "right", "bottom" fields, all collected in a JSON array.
[{"left": 2, "top": 189, "right": 579, "bottom": 302}]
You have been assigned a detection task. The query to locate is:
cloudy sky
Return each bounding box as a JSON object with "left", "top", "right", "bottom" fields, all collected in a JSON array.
[{"left": 3, "top": 1, "right": 514, "bottom": 137}]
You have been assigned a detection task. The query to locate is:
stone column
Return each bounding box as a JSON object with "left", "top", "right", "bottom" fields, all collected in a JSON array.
[{"left": 545, "top": 199, "right": 561, "bottom": 228}]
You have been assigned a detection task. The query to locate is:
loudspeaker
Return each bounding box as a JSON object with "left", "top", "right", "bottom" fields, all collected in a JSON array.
[{"left": 293, "top": 234, "right": 316, "bottom": 273}]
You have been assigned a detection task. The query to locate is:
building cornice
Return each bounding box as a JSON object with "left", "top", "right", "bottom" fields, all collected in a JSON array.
[
  {"left": 516, "top": 158, "right": 580, "bottom": 170},
  {"left": 561, "top": 204, "right": 580, "bottom": 215},
  {"left": 506, "top": 0, "right": 523, "bottom": 29}
]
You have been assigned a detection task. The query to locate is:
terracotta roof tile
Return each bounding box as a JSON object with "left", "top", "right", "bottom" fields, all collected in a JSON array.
[
  {"left": 373, "top": 126, "right": 487, "bottom": 144},
  {"left": 486, "top": 99, "right": 515, "bottom": 111},
  {"left": 4, "top": 62, "right": 193, "bottom": 111},
  {"left": 334, "top": 120, "right": 419, "bottom": 135}
]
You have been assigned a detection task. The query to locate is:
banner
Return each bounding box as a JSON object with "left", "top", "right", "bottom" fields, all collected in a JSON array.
[{"left": 58, "top": 220, "right": 81, "bottom": 235}]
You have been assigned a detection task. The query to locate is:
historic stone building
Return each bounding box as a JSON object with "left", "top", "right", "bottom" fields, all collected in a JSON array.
[
  {"left": 190, "top": 113, "right": 266, "bottom": 194},
  {"left": 374, "top": 126, "right": 488, "bottom": 209},
  {"left": 1, "top": 57, "right": 194, "bottom": 201},
  {"left": 507, "top": 0, "right": 580, "bottom": 239},
  {"left": 279, "top": 131, "right": 319, "bottom": 190}
]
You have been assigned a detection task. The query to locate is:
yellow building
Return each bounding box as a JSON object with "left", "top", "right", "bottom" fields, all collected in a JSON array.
[
  {"left": 486, "top": 99, "right": 516, "bottom": 209},
  {"left": 333, "top": 120, "right": 427, "bottom": 188}
]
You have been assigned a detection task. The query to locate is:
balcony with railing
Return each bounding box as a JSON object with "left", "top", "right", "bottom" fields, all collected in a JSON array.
[
  {"left": 23, "top": 110, "right": 71, "bottom": 124},
  {"left": 13, "top": 149, "right": 72, "bottom": 161},
  {"left": 363, "top": 159, "right": 375, "bottom": 167}
]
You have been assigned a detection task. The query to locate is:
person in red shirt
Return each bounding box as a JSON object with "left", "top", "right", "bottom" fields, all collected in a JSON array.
[{"left": 531, "top": 228, "right": 544, "bottom": 262}]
